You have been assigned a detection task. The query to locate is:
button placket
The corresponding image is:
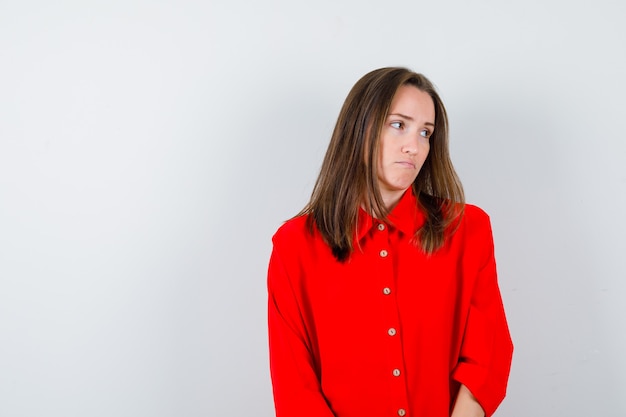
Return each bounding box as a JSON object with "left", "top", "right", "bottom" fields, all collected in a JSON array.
[
  {"left": 377, "top": 223, "right": 389, "bottom": 258},
  {"left": 374, "top": 223, "right": 407, "bottom": 417}
]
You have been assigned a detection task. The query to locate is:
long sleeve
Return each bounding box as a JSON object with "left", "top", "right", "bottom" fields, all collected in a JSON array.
[
  {"left": 267, "top": 240, "right": 336, "bottom": 417},
  {"left": 266, "top": 200, "right": 513, "bottom": 417},
  {"left": 451, "top": 215, "right": 514, "bottom": 417}
]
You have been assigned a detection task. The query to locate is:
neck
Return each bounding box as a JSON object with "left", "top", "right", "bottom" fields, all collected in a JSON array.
[
  {"left": 381, "top": 190, "right": 404, "bottom": 212},
  {"left": 362, "top": 190, "right": 405, "bottom": 219}
]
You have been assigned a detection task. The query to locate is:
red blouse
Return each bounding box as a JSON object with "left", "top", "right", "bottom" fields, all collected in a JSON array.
[{"left": 267, "top": 190, "right": 513, "bottom": 417}]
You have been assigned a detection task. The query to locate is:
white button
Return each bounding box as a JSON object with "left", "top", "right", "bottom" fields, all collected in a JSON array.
[
  {"left": 379, "top": 249, "right": 388, "bottom": 257},
  {"left": 388, "top": 328, "right": 396, "bottom": 336},
  {"left": 383, "top": 287, "right": 391, "bottom": 295},
  {"left": 377, "top": 223, "right": 385, "bottom": 231},
  {"left": 392, "top": 368, "right": 401, "bottom": 377},
  {"left": 398, "top": 409, "right": 406, "bottom": 416}
]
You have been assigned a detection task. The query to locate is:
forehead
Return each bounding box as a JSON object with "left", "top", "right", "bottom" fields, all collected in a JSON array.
[{"left": 389, "top": 85, "right": 435, "bottom": 120}]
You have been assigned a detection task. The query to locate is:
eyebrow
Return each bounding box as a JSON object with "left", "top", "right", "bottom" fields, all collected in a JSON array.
[{"left": 389, "top": 113, "right": 435, "bottom": 127}]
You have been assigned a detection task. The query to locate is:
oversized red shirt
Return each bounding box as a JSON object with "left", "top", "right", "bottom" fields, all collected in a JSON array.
[{"left": 267, "top": 189, "right": 513, "bottom": 417}]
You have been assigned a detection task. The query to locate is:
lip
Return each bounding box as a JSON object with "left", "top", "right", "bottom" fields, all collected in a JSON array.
[{"left": 396, "top": 161, "right": 416, "bottom": 169}]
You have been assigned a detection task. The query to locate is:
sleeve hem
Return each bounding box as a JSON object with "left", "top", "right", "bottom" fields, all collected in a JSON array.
[{"left": 452, "top": 362, "right": 502, "bottom": 417}]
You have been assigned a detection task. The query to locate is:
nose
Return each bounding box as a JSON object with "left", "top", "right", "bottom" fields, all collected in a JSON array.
[{"left": 402, "top": 138, "right": 418, "bottom": 155}]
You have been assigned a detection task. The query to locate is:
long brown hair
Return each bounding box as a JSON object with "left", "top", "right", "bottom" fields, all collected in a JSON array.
[{"left": 300, "top": 67, "right": 465, "bottom": 262}]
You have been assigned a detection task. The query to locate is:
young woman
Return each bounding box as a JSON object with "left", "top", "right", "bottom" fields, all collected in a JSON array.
[{"left": 267, "top": 67, "right": 513, "bottom": 417}]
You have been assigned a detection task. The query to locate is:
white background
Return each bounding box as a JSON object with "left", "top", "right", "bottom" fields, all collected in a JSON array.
[{"left": 1, "top": 1, "right": 625, "bottom": 416}]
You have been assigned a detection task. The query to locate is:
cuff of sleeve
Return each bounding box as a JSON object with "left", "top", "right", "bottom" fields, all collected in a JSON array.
[{"left": 452, "top": 362, "right": 498, "bottom": 417}]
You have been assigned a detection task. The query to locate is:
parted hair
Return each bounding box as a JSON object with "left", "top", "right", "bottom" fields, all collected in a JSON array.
[{"left": 301, "top": 67, "right": 465, "bottom": 262}]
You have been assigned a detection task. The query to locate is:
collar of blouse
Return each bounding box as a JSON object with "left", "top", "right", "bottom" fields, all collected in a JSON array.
[{"left": 355, "top": 188, "right": 426, "bottom": 243}]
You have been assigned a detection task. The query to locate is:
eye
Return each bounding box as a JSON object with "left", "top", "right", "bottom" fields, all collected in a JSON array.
[
  {"left": 420, "top": 129, "right": 431, "bottom": 138},
  {"left": 390, "top": 121, "right": 404, "bottom": 129}
]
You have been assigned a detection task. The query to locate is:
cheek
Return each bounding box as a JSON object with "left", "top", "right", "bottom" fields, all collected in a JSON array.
[
  {"left": 377, "top": 138, "right": 389, "bottom": 167},
  {"left": 416, "top": 143, "right": 430, "bottom": 167}
]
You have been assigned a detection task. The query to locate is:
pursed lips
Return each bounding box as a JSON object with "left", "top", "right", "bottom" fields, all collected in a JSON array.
[{"left": 396, "top": 161, "right": 416, "bottom": 169}]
